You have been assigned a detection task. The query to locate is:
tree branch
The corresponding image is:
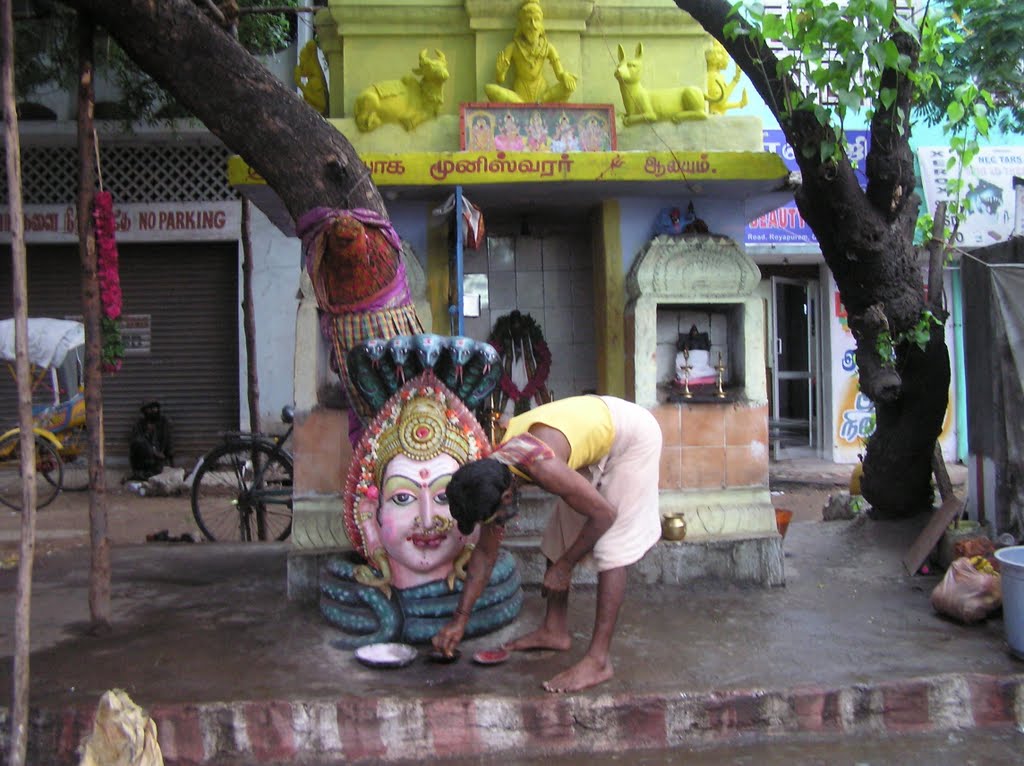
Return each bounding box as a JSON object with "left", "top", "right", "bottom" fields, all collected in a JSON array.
[
  {"left": 926, "top": 201, "right": 948, "bottom": 319},
  {"left": 59, "top": 0, "right": 383, "bottom": 222},
  {"left": 849, "top": 303, "right": 902, "bottom": 403},
  {"left": 864, "top": 26, "right": 919, "bottom": 221}
]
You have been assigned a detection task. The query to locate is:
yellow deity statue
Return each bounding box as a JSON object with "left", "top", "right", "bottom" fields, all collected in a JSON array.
[
  {"left": 484, "top": 0, "right": 578, "bottom": 104},
  {"left": 705, "top": 40, "right": 749, "bottom": 116},
  {"left": 294, "top": 40, "right": 328, "bottom": 116}
]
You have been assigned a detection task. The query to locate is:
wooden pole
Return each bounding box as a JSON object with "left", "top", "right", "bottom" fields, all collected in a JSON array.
[
  {"left": 241, "top": 199, "right": 261, "bottom": 433},
  {"left": 3, "top": 0, "right": 37, "bottom": 760},
  {"left": 77, "top": 13, "right": 111, "bottom": 631},
  {"left": 225, "top": 13, "right": 260, "bottom": 437},
  {"left": 925, "top": 202, "right": 954, "bottom": 503}
]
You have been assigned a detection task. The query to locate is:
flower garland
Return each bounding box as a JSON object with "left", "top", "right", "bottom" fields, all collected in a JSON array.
[
  {"left": 488, "top": 311, "right": 551, "bottom": 413},
  {"left": 93, "top": 190, "right": 124, "bottom": 373}
]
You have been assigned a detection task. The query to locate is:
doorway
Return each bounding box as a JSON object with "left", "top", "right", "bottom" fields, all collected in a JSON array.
[{"left": 770, "top": 276, "right": 819, "bottom": 458}]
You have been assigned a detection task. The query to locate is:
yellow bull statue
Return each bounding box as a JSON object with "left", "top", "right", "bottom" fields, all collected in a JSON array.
[{"left": 354, "top": 48, "right": 449, "bottom": 132}]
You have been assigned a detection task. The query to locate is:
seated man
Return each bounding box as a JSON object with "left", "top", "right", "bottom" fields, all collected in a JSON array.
[
  {"left": 128, "top": 399, "right": 173, "bottom": 480},
  {"left": 432, "top": 394, "right": 663, "bottom": 693}
]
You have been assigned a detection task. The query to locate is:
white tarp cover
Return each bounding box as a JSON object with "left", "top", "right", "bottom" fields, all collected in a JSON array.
[{"left": 0, "top": 318, "right": 85, "bottom": 368}]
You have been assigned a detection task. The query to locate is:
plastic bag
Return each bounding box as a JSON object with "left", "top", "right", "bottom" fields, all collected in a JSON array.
[
  {"left": 930, "top": 556, "right": 1002, "bottom": 624},
  {"left": 431, "top": 193, "right": 486, "bottom": 250}
]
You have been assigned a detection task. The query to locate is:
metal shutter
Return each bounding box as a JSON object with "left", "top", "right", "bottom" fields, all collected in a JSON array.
[{"left": 1, "top": 242, "right": 239, "bottom": 468}]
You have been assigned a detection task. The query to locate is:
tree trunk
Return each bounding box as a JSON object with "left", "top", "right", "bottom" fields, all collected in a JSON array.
[
  {"left": 61, "top": 0, "right": 383, "bottom": 222},
  {"left": 3, "top": 0, "right": 35, "bottom": 760},
  {"left": 77, "top": 13, "right": 111, "bottom": 631},
  {"left": 241, "top": 199, "right": 260, "bottom": 433},
  {"left": 675, "top": 0, "right": 951, "bottom": 517}
]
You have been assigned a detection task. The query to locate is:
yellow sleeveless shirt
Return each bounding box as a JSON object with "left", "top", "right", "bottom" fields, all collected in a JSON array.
[{"left": 501, "top": 395, "right": 614, "bottom": 471}]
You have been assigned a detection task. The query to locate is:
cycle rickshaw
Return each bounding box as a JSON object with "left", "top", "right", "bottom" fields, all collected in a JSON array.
[{"left": 0, "top": 318, "right": 91, "bottom": 509}]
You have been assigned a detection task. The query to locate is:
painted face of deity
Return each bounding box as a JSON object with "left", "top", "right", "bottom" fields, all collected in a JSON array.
[
  {"left": 375, "top": 454, "right": 467, "bottom": 588},
  {"left": 344, "top": 372, "right": 489, "bottom": 594}
]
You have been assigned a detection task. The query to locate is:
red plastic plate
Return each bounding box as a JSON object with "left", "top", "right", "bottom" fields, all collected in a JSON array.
[{"left": 472, "top": 647, "right": 510, "bottom": 665}]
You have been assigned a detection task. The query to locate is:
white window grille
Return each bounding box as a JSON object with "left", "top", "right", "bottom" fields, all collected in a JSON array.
[
  {"left": 0, "top": 143, "right": 237, "bottom": 206},
  {"left": 761, "top": 0, "right": 918, "bottom": 107}
]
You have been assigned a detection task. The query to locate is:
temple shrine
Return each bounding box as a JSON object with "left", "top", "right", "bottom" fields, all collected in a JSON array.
[{"left": 227, "top": 0, "right": 796, "bottom": 605}]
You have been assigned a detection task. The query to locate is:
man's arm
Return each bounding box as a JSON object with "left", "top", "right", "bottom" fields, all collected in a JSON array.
[
  {"left": 160, "top": 419, "right": 174, "bottom": 464},
  {"left": 432, "top": 523, "right": 502, "bottom": 654},
  {"left": 528, "top": 454, "right": 616, "bottom": 593}
]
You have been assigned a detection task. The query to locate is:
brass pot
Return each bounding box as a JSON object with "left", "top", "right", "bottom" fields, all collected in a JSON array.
[{"left": 661, "top": 513, "right": 687, "bottom": 541}]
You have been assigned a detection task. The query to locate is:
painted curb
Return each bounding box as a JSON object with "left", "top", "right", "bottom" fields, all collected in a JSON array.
[{"left": 6, "top": 672, "right": 1023, "bottom": 765}]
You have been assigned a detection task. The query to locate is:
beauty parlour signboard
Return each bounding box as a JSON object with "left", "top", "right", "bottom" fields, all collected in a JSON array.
[{"left": 228, "top": 150, "right": 787, "bottom": 189}]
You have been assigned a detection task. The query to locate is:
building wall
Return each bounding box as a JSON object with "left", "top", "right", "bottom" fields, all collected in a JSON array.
[{"left": 2, "top": 130, "right": 301, "bottom": 452}]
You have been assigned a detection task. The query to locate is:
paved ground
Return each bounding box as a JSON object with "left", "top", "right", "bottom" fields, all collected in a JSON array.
[{"left": 4, "top": 459, "right": 1020, "bottom": 766}]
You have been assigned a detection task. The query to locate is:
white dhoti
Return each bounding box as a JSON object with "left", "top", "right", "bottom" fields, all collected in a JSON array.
[{"left": 539, "top": 396, "right": 663, "bottom": 571}]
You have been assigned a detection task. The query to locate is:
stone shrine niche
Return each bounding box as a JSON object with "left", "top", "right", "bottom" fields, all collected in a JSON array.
[{"left": 625, "top": 235, "right": 767, "bottom": 409}]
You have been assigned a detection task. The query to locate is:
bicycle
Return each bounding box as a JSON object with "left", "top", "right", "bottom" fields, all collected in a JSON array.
[
  {"left": 0, "top": 318, "right": 90, "bottom": 510},
  {"left": 189, "top": 405, "right": 295, "bottom": 542}
]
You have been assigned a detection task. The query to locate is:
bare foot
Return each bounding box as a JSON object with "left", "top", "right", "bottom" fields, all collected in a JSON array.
[
  {"left": 504, "top": 627, "right": 571, "bottom": 652},
  {"left": 542, "top": 655, "right": 613, "bottom": 693}
]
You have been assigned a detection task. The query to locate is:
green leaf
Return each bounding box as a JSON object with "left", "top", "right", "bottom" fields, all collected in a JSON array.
[
  {"left": 776, "top": 54, "right": 797, "bottom": 75},
  {"left": 946, "top": 101, "right": 965, "bottom": 123},
  {"left": 820, "top": 140, "right": 837, "bottom": 163},
  {"left": 880, "top": 87, "right": 896, "bottom": 109},
  {"left": 883, "top": 40, "right": 900, "bottom": 68},
  {"left": 894, "top": 13, "right": 920, "bottom": 42},
  {"left": 838, "top": 89, "right": 862, "bottom": 111},
  {"left": 762, "top": 13, "right": 786, "bottom": 39},
  {"left": 867, "top": 42, "right": 886, "bottom": 69}
]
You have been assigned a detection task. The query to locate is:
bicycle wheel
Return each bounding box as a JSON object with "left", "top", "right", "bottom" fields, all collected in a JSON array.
[
  {"left": 191, "top": 440, "right": 292, "bottom": 542},
  {"left": 59, "top": 428, "right": 90, "bottom": 491},
  {"left": 0, "top": 433, "right": 63, "bottom": 510}
]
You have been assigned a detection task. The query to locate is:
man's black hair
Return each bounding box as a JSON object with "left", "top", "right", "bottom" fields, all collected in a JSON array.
[{"left": 447, "top": 458, "right": 512, "bottom": 535}]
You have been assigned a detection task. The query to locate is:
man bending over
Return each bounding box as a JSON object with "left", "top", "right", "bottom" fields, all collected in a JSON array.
[{"left": 432, "top": 394, "right": 662, "bottom": 693}]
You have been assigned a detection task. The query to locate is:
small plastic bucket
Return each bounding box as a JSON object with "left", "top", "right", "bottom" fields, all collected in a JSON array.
[{"left": 994, "top": 546, "right": 1024, "bottom": 660}]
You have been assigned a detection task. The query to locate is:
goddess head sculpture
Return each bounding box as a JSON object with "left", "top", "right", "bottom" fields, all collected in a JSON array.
[
  {"left": 324, "top": 342, "right": 519, "bottom": 647},
  {"left": 343, "top": 370, "right": 490, "bottom": 591}
]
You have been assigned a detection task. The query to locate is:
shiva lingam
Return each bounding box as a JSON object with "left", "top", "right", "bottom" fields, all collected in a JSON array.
[{"left": 714, "top": 351, "right": 727, "bottom": 399}]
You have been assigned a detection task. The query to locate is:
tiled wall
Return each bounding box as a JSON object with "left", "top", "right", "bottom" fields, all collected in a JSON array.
[
  {"left": 654, "top": 401, "right": 770, "bottom": 490},
  {"left": 461, "top": 230, "right": 598, "bottom": 401}
]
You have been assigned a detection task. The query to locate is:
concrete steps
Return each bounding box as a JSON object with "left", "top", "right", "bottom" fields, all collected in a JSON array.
[{"left": 502, "top": 487, "right": 784, "bottom": 587}]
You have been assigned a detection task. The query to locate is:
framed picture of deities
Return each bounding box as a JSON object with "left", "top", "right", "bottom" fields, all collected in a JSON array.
[{"left": 460, "top": 103, "right": 616, "bottom": 153}]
